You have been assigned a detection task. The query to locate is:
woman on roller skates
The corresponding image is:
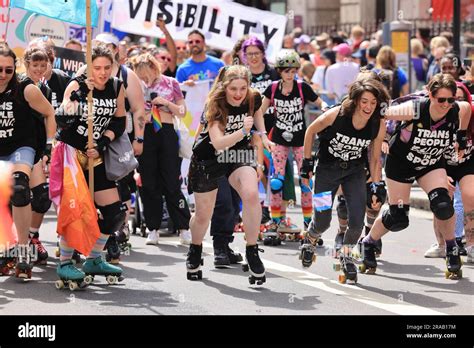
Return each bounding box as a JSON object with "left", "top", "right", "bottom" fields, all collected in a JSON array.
[
  {"left": 0, "top": 43, "right": 56, "bottom": 280},
  {"left": 187, "top": 65, "right": 272, "bottom": 284},
  {"left": 300, "top": 75, "right": 389, "bottom": 284},
  {"left": 52, "top": 45, "right": 127, "bottom": 290},
  {"left": 361, "top": 73, "right": 472, "bottom": 280}
]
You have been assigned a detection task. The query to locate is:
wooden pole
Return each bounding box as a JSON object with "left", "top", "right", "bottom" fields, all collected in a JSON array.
[{"left": 86, "top": 0, "right": 94, "bottom": 198}]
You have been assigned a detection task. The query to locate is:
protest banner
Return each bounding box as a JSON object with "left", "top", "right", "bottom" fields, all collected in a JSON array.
[
  {"left": 111, "top": 0, "right": 286, "bottom": 62},
  {"left": 53, "top": 46, "right": 86, "bottom": 77}
]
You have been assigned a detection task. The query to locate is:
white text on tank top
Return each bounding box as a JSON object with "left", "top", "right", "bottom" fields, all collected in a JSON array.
[
  {"left": 328, "top": 132, "right": 371, "bottom": 161},
  {"left": 274, "top": 96, "right": 304, "bottom": 134},
  {"left": 75, "top": 98, "right": 117, "bottom": 140},
  {"left": 0, "top": 101, "right": 14, "bottom": 138},
  {"left": 407, "top": 127, "right": 450, "bottom": 168},
  {"left": 444, "top": 138, "right": 473, "bottom": 166}
]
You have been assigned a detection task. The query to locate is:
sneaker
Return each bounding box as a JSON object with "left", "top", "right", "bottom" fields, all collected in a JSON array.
[
  {"left": 424, "top": 243, "right": 446, "bottom": 258},
  {"left": 466, "top": 246, "right": 474, "bottom": 264},
  {"left": 146, "top": 230, "right": 159, "bottom": 245},
  {"left": 179, "top": 229, "right": 192, "bottom": 245},
  {"left": 277, "top": 218, "right": 301, "bottom": 233}
]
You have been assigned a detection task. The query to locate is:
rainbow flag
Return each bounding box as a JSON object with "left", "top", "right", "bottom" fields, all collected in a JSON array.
[{"left": 152, "top": 106, "right": 162, "bottom": 132}]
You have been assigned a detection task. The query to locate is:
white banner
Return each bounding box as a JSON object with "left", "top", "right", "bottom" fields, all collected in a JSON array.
[{"left": 111, "top": 0, "right": 286, "bottom": 62}]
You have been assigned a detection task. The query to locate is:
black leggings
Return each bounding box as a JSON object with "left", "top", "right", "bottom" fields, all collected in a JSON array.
[{"left": 138, "top": 124, "right": 190, "bottom": 230}]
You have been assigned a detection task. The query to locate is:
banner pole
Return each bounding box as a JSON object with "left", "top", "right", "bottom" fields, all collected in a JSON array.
[{"left": 86, "top": 0, "right": 94, "bottom": 198}]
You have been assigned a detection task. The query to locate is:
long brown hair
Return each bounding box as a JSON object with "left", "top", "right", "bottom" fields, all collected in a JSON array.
[
  {"left": 341, "top": 76, "right": 390, "bottom": 118},
  {"left": 206, "top": 65, "right": 256, "bottom": 127}
]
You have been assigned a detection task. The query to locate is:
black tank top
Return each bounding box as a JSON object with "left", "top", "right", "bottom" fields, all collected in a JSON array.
[
  {"left": 0, "top": 78, "right": 37, "bottom": 156},
  {"left": 318, "top": 107, "right": 379, "bottom": 164},
  {"left": 59, "top": 77, "right": 122, "bottom": 150},
  {"left": 389, "top": 98, "right": 458, "bottom": 170}
]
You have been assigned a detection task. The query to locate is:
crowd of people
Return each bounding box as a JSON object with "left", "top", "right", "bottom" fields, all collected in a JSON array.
[{"left": 0, "top": 18, "right": 473, "bottom": 288}]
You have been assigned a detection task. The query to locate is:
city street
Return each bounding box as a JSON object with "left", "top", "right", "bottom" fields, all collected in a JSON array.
[{"left": 0, "top": 206, "right": 472, "bottom": 316}]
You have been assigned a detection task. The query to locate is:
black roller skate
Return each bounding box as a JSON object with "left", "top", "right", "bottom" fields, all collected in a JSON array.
[
  {"left": 445, "top": 245, "right": 462, "bottom": 279},
  {"left": 29, "top": 232, "right": 48, "bottom": 265},
  {"left": 262, "top": 221, "right": 281, "bottom": 246},
  {"left": 242, "top": 244, "right": 266, "bottom": 285},
  {"left": 15, "top": 244, "right": 32, "bottom": 280},
  {"left": 333, "top": 246, "right": 358, "bottom": 284},
  {"left": 359, "top": 241, "right": 377, "bottom": 274},
  {"left": 186, "top": 244, "right": 203, "bottom": 280},
  {"left": 299, "top": 232, "right": 319, "bottom": 267},
  {"left": 56, "top": 261, "right": 87, "bottom": 291},
  {"left": 116, "top": 223, "right": 131, "bottom": 253},
  {"left": 105, "top": 235, "right": 121, "bottom": 264}
]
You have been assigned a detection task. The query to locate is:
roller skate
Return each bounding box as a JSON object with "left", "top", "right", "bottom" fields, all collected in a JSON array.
[
  {"left": 242, "top": 244, "right": 266, "bottom": 285},
  {"left": 186, "top": 244, "right": 203, "bottom": 280},
  {"left": 277, "top": 218, "right": 302, "bottom": 241},
  {"left": 56, "top": 261, "right": 87, "bottom": 291},
  {"left": 29, "top": 232, "right": 48, "bottom": 265},
  {"left": 15, "top": 244, "right": 32, "bottom": 280},
  {"left": 262, "top": 221, "right": 281, "bottom": 246},
  {"left": 0, "top": 249, "right": 16, "bottom": 276},
  {"left": 456, "top": 237, "right": 467, "bottom": 256},
  {"left": 445, "top": 245, "right": 462, "bottom": 279},
  {"left": 82, "top": 256, "right": 124, "bottom": 285},
  {"left": 333, "top": 246, "right": 358, "bottom": 284},
  {"left": 359, "top": 241, "right": 377, "bottom": 274},
  {"left": 116, "top": 223, "right": 131, "bottom": 253},
  {"left": 299, "top": 231, "right": 319, "bottom": 268},
  {"left": 105, "top": 235, "right": 121, "bottom": 264}
]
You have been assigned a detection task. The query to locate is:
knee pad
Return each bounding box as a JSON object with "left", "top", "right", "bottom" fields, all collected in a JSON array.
[
  {"left": 298, "top": 177, "right": 313, "bottom": 193},
  {"left": 336, "top": 195, "right": 347, "bottom": 220},
  {"left": 97, "top": 201, "right": 127, "bottom": 235},
  {"left": 382, "top": 204, "right": 410, "bottom": 232},
  {"left": 11, "top": 172, "right": 31, "bottom": 207},
  {"left": 428, "top": 188, "right": 454, "bottom": 220},
  {"left": 270, "top": 174, "right": 284, "bottom": 194},
  {"left": 118, "top": 179, "right": 132, "bottom": 202},
  {"left": 31, "top": 183, "right": 52, "bottom": 214}
]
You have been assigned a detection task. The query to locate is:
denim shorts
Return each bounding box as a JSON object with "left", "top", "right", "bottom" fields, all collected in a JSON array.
[{"left": 0, "top": 147, "right": 35, "bottom": 169}]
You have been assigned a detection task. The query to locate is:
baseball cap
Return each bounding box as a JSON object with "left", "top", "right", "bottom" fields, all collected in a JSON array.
[
  {"left": 94, "top": 33, "right": 119, "bottom": 47},
  {"left": 333, "top": 43, "right": 352, "bottom": 57},
  {"left": 294, "top": 34, "right": 311, "bottom": 45}
]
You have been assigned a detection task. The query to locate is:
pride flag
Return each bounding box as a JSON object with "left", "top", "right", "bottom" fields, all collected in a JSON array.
[
  {"left": 0, "top": 162, "right": 16, "bottom": 253},
  {"left": 49, "top": 143, "right": 100, "bottom": 256},
  {"left": 152, "top": 106, "right": 162, "bottom": 132},
  {"left": 10, "top": 0, "right": 99, "bottom": 27}
]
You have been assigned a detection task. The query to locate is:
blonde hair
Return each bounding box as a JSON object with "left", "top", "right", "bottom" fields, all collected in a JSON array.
[
  {"left": 430, "top": 36, "right": 450, "bottom": 51},
  {"left": 410, "top": 38, "right": 424, "bottom": 56},
  {"left": 132, "top": 52, "right": 161, "bottom": 75},
  {"left": 351, "top": 25, "right": 365, "bottom": 39},
  {"left": 300, "top": 61, "right": 316, "bottom": 83},
  {"left": 376, "top": 45, "right": 396, "bottom": 70},
  {"left": 206, "top": 65, "right": 256, "bottom": 127}
]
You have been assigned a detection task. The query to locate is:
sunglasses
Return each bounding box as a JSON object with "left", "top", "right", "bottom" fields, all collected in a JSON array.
[
  {"left": 0, "top": 67, "right": 14, "bottom": 74},
  {"left": 437, "top": 97, "right": 456, "bottom": 104},
  {"left": 187, "top": 40, "right": 202, "bottom": 45},
  {"left": 159, "top": 55, "right": 171, "bottom": 62}
]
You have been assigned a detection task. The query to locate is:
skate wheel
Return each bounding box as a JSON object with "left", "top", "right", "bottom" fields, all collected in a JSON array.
[
  {"left": 263, "top": 238, "right": 270, "bottom": 246},
  {"left": 69, "top": 281, "right": 79, "bottom": 291},
  {"left": 359, "top": 264, "right": 367, "bottom": 273},
  {"left": 55, "top": 249, "right": 60, "bottom": 258},
  {"left": 317, "top": 239, "right": 324, "bottom": 246},
  {"left": 338, "top": 274, "right": 346, "bottom": 284},
  {"left": 84, "top": 275, "right": 94, "bottom": 285},
  {"left": 55, "top": 280, "right": 64, "bottom": 290},
  {"left": 242, "top": 264, "right": 249, "bottom": 272},
  {"left": 197, "top": 270, "right": 203, "bottom": 280},
  {"left": 248, "top": 276, "right": 256, "bottom": 285},
  {"left": 106, "top": 275, "right": 118, "bottom": 285},
  {"left": 200, "top": 259, "right": 204, "bottom": 266}
]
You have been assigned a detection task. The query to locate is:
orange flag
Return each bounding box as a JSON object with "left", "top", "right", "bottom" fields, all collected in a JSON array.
[{"left": 54, "top": 143, "right": 100, "bottom": 256}]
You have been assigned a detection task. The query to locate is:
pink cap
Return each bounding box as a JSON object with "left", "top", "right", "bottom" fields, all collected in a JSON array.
[{"left": 333, "top": 43, "right": 352, "bottom": 57}]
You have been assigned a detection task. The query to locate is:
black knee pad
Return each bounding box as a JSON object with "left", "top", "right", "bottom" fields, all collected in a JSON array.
[
  {"left": 97, "top": 201, "right": 127, "bottom": 235},
  {"left": 336, "top": 195, "right": 347, "bottom": 220},
  {"left": 382, "top": 204, "right": 410, "bottom": 232},
  {"left": 31, "top": 183, "right": 52, "bottom": 213},
  {"left": 118, "top": 178, "right": 132, "bottom": 202},
  {"left": 11, "top": 172, "right": 31, "bottom": 207},
  {"left": 428, "top": 188, "right": 454, "bottom": 220}
]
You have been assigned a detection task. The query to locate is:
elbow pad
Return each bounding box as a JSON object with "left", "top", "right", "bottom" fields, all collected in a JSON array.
[{"left": 106, "top": 116, "right": 126, "bottom": 139}]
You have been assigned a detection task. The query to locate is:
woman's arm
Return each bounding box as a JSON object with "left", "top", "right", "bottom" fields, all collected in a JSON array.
[
  {"left": 208, "top": 121, "right": 247, "bottom": 151},
  {"left": 369, "top": 120, "right": 386, "bottom": 183},
  {"left": 24, "top": 84, "right": 56, "bottom": 139},
  {"left": 260, "top": 96, "right": 271, "bottom": 116},
  {"left": 166, "top": 98, "right": 187, "bottom": 118},
  {"left": 102, "top": 85, "right": 127, "bottom": 142},
  {"left": 383, "top": 100, "right": 415, "bottom": 122}
]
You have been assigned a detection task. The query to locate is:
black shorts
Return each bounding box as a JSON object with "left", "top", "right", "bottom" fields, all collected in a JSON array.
[
  {"left": 385, "top": 154, "right": 445, "bottom": 184},
  {"left": 83, "top": 162, "right": 118, "bottom": 192},
  {"left": 188, "top": 156, "right": 255, "bottom": 193},
  {"left": 446, "top": 156, "right": 474, "bottom": 183}
]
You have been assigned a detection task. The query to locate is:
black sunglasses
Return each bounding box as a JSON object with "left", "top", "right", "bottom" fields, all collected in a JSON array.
[
  {"left": 0, "top": 67, "right": 14, "bottom": 74},
  {"left": 437, "top": 97, "right": 456, "bottom": 104}
]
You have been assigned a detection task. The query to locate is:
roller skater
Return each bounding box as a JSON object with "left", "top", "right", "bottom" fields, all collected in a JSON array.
[
  {"left": 83, "top": 256, "right": 123, "bottom": 285},
  {"left": 187, "top": 65, "right": 271, "bottom": 283},
  {"left": 56, "top": 261, "right": 87, "bottom": 291},
  {"left": 186, "top": 243, "right": 203, "bottom": 280}
]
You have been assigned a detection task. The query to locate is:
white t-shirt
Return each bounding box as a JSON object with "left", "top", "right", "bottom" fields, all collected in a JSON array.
[{"left": 325, "top": 61, "right": 360, "bottom": 101}]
